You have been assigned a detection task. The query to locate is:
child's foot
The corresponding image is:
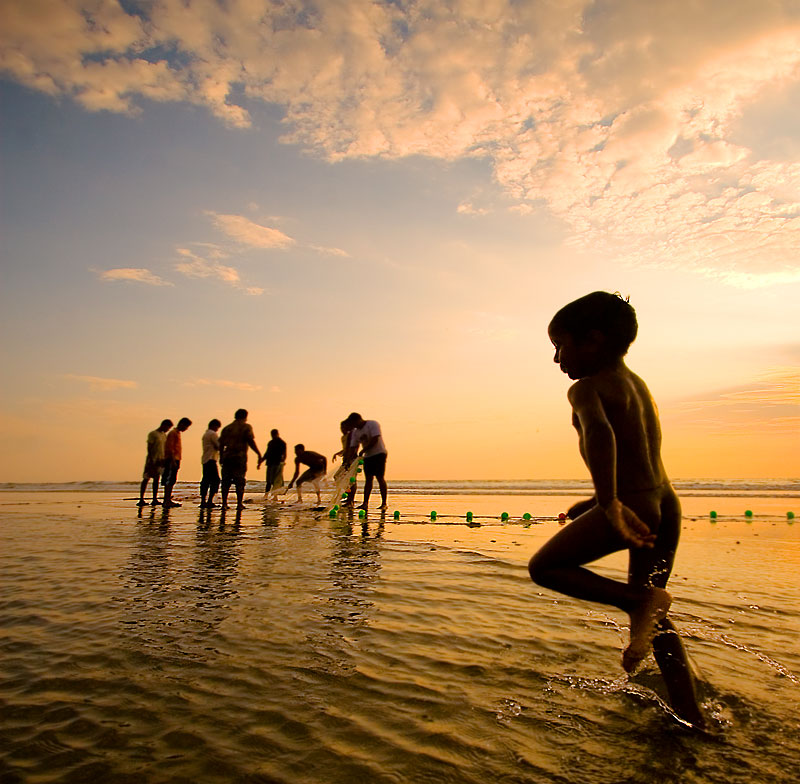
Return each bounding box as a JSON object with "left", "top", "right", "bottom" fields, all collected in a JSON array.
[
  {"left": 623, "top": 587, "right": 672, "bottom": 672},
  {"left": 206, "top": 502, "right": 216, "bottom": 508},
  {"left": 378, "top": 503, "right": 388, "bottom": 510},
  {"left": 164, "top": 501, "right": 182, "bottom": 508},
  {"left": 150, "top": 499, "right": 161, "bottom": 506},
  {"left": 137, "top": 500, "right": 147, "bottom": 507}
]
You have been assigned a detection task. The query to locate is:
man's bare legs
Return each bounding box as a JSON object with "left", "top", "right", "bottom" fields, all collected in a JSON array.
[
  {"left": 358, "top": 475, "right": 387, "bottom": 510},
  {"left": 358, "top": 475, "right": 374, "bottom": 510},
  {"left": 139, "top": 476, "right": 159, "bottom": 506}
]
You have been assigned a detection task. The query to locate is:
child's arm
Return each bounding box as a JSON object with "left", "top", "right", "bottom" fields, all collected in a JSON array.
[{"left": 568, "top": 381, "right": 655, "bottom": 548}]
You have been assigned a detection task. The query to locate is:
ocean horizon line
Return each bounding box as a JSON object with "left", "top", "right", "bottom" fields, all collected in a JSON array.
[{"left": 2, "top": 478, "right": 798, "bottom": 497}]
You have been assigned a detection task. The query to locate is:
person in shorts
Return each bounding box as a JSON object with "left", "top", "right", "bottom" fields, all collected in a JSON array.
[
  {"left": 162, "top": 417, "right": 192, "bottom": 508},
  {"left": 288, "top": 444, "right": 327, "bottom": 504},
  {"left": 219, "top": 409, "right": 262, "bottom": 510},
  {"left": 200, "top": 418, "right": 222, "bottom": 508},
  {"left": 138, "top": 419, "right": 172, "bottom": 506},
  {"left": 344, "top": 412, "right": 388, "bottom": 510}
]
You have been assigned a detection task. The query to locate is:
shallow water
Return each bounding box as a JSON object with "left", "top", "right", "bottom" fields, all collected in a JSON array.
[{"left": 1, "top": 491, "right": 798, "bottom": 783}]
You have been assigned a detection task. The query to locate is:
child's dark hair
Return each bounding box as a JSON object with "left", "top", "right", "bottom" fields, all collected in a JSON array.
[{"left": 549, "top": 291, "right": 638, "bottom": 356}]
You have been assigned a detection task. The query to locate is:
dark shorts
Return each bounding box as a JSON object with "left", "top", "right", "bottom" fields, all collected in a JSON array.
[
  {"left": 161, "top": 459, "right": 180, "bottom": 487},
  {"left": 202, "top": 459, "right": 220, "bottom": 484},
  {"left": 143, "top": 460, "right": 161, "bottom": 480},
  {"left": 363, "top": 452, "right": 387, "bottom": 479},
  {"left": 221, "top": 458, "right": 247, "bottom": 487},
  {"left": 297, "top": 463, "right": 325, "bottom": 486}
]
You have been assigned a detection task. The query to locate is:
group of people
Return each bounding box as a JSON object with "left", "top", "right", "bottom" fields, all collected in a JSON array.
[
  {"left": 138, "top": 409, "right": 388, "bottom": 512},
  {"left": 137, "top": 291, "right": 707, "bottom": 727}
]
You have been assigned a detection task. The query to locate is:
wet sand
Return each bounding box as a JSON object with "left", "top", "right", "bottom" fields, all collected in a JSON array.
[{"left": 1, "top": 489, "right": 799, "bottom": 783}]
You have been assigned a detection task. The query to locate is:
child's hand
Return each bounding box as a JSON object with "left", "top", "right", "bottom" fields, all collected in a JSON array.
[{"left": 602, "top": 499, "right": 656, "bottom": 548}]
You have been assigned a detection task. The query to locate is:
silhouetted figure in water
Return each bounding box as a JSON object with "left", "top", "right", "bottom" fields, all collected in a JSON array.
[
  {"left": 528, "top": 292, "right": 705, "bottom": 728},
  {"left": 162, "top": 417, "right": 192, "bottom": 508},
  {"left": 259, "top": 428, "right": 287, "bottom": 498},
  {"left": 332, "top": 419, "right": 357, "bottom": 506},
  {"left": 219, "top": 409, "right": 262, "bottom": 510},
  {"left": 200, "top": 418, "right": 222, "bottom": 508},
  {"left": 288, "top": 444, "right": 327, "bottom": 504},
  {"left": 344, "top": 412, "right": 388, "bottom": 511},
  {"left": 139, "top": 419, "right": 173, "bottom": 506}
]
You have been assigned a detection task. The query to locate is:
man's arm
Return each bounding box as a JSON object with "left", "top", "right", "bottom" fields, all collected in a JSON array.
[
  {"left": 288, "top": 458, "right": 301, "bottom": 487},
  {"left": 246, "top": 427, "right": 262, "bottom": 463},
  {"left": 360, "top": 435, "right": 379, "bottom": 455}
]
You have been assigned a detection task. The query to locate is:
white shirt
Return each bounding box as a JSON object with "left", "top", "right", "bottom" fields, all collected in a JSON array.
[
  {"left": 201, "top": 429, "right": 220, "bottom": 463},
  {"left": 349, "top": 420, "right": 387, "bottom": 459}
]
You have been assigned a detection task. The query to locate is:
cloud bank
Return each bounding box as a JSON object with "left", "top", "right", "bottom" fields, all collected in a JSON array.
[{"left": 6, "top": 0, "right": 800, "bottom": 285}]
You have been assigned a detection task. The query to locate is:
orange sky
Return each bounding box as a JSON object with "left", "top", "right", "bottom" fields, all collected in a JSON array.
[{"left": 0, "top": 1, "right": 797, "bottom": 481}]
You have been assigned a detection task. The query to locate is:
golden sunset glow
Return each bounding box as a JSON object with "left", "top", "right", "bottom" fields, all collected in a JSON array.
[{"left": 0, "top": 0, "right": 797, "bottom": 481}]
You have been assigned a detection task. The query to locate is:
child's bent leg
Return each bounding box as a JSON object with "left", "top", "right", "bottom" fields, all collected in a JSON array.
[
  {"left": 530, "top": 506, "right": 672, "bottom": 672},
  {"left": 529, "top": 506, "right": 650, "bottom": 612}
]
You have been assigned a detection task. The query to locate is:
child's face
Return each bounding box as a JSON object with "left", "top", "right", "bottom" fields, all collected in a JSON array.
[{"left": 549, "top": 328, "right": 602, "bottom": 380}]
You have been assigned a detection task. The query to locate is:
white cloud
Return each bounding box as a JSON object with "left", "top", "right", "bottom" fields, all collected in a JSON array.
[
  {"left": 175, "top": 247, "right": 241, "bottom": 284},
  {"left": 671, "top": 367, "right": 800, "bottom": 433},
  {"left": 96, "top": 267, "right": 172, "bottom": 286},
  {"left": 309, "top": 244, "right": 350, "bottom": 258},
  {"left": 63, "top": 374, "right": 137, "bottom": 391},
  {"left": 457, "top": 202, "right": 490, "bottom": 216},
  {"left": 208, "top": 212, "right": 295, "bottom": 249},
  {"left": 7, "top": 1, "right": 800, "bottom": 284},
  {"left": 186, "top": 378, "right": 263, "bottom": 392}
]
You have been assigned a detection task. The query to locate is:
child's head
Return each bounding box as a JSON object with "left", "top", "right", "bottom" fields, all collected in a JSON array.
[
  {"left": 208, "top": 418, "right": 221, "bottom": 431},
  {"left": 177, "top": 417, "right": 192, "bottom": 431},
  {"left": 294, "top": 443, "right": 305, "bottom": 454},
  {"left": 548, "top": 292, "right": 637, "bottom": 376}
]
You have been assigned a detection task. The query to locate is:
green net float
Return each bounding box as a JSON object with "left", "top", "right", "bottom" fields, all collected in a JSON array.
[
  {"left": 393, "top": 510, "right": 400, "bottom": 520},
  {"left": 744, "top": 510, "right": 753, "bottom": 519},
  {"left": 349, "top": 477, "right": 356, "bottom": 484},
  {"left": 523, "top": 513, "right": 532, "bottom": 521},
  {"left": 500, "top": 512, "right": 509, "bottom": 521},
  {"left": 466, "top": 511, "right": 473, "bottom": 522},
  {"left": 709, "top": 510, "right": 717, "bottom": 519},
  {"left": 788, "top": 511, "right": 795, "bottom": 521},
  {"left": 430, "top": 511, "right": 437, "bottom": 520},
  {"left": 358, "top": 509, "right": 366, "bottom": 518}
]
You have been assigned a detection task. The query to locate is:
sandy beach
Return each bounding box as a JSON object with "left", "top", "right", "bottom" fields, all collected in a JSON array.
[{"left": 1, "top": 486, "right": 799, "bottom": 783}]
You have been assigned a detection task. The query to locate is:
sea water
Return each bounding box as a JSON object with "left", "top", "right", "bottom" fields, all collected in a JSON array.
[{"left": 0, "top": 482, "right": 798, "bottom": 783}]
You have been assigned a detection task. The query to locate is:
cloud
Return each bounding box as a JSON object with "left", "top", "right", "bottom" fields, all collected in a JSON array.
[
  {"left": 186, "top": 378, "right": 262, "bottom": 392},
  {"left": 174, "top": 246, "right": 264, "bottom": 294},
  {"left": 175, "top": 247, "right": 241, "bottom": 284},
  {"left": 308, "top": 244, "right": 350, "bottom": 258},
  {"left": 96, "top": 267, "right": 172, "bottom": 286},
  {"left": 457, "top": 202, "right": 490, "bottom": 216},
  {"left": 208, "top": 212, "right": 295, "bottom": 249},
  {"left": 670, "top": 367, "right": 800, "bottom": 433},
  {"left": 7, "top": 1, "right": 800, "bottom": 284},
  {"left": 63, "top": 374, "right": 137, "bottom": 392}
]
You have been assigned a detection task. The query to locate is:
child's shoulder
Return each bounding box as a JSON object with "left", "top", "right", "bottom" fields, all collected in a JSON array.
[{"left": 567, "top": 366, "right": 633, "bottom": 403}]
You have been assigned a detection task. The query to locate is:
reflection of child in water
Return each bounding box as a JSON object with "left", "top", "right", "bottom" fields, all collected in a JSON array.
[{"left": 528, "top": 292, "right": 705, "bottom": 728}]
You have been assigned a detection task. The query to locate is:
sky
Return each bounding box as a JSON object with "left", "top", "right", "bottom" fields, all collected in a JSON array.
[{"left": 0, "top": 0, "right": 798, "bottom": 482}]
